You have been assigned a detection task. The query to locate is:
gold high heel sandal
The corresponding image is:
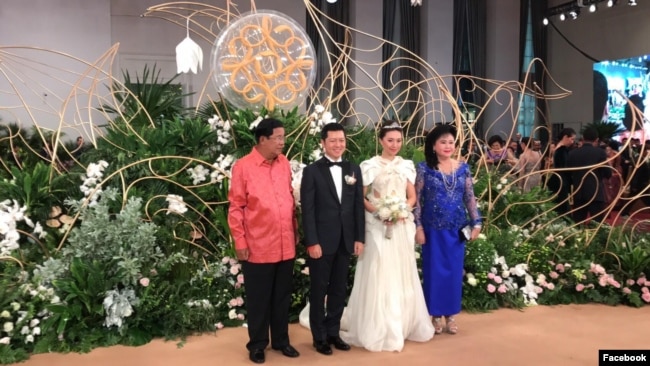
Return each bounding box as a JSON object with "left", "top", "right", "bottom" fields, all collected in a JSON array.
[{"left": 432, "top": 317, "right": 444, "bottom": 334}]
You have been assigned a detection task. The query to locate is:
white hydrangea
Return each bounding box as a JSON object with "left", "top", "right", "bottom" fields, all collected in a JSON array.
[{"left": 290, "top": 160, "right": 306, "bottom": 206}]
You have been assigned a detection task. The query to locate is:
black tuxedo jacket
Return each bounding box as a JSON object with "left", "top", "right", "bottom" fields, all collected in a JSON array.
[
  {"left": 300, "top": 158, "right": 365, "bottom": 255},
  {"left": 566, "top": 143, "right": 612, "bottom": 202}
]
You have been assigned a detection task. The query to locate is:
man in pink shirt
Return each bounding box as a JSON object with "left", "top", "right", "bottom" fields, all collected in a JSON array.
[{"left": 228, "top": 118, "right": 299, "bottom": 364}]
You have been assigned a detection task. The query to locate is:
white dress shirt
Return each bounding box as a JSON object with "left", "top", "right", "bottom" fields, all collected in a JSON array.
[{"left": 325, "top": 155, "right": 343, "bottom": 202}]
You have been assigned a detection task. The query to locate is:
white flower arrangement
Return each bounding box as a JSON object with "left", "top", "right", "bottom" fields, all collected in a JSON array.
[
  {"left": 207, "top": 114, "right": 233, "bottom": 145},
  {"left": 290, "top": 160, "right": 306, "bottom": 206},
  {"left": 211, "top": 154, "right": 235, "bottom": 186},
  {"left": 80, "top": 160, "right": 109, "bottom": 206},
  {"left": 308, "top": 105, "right": 336, "bottom": 135},
  {"left": 165, "top": 194, "right": 188, "bottom": 215},
  {"left": 187, "top": 165, "right": 210, "bottom": 185},
  {"left": 374, "top": 195, "right": 411, "bottom": 239},
  {"left": 0, "top": 199, "right": 31, "bottom": 256}
]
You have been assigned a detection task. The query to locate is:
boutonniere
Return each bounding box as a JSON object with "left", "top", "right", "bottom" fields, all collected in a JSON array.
[{"left": 344, "top": 172, "right": 357, "bottom": 185}]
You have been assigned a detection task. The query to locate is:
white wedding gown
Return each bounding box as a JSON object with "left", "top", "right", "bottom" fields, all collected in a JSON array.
[{"left": 299, "top": 156, "right": 435, "bottom": 352}]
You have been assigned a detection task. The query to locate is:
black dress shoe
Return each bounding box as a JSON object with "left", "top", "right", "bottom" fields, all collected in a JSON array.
[
  {"left": 327, "top": 336, "right": 351, "bottom": 351},
  {"left": 272, "top": 344, "right": 300, "bottom": 358},
  {"left": 312, "top": 341, "right": 333, "bottom": 355},
  {"left": 249, "top": 349, "right": 265, "bottom": 364}
]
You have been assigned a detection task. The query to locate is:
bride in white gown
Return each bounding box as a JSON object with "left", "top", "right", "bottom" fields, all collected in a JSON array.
[{"left": 301, "top": 121, "right": 434, "bottom": 352}]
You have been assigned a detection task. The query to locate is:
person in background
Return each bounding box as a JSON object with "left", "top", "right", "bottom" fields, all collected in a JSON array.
[
  {"left": 566, "top": 127, "right": 612, "bottom": 224},
  {"left": 414, "top": 124, "right": 482, "bottom": 335},
  {"left": 546, "top": 128, "right": 576, "bottom": 216},
  {"left": 514, "top": 137, "right": 542, "bottom": 193},
  {"left": 228, "top": 118, "right": 300, "bottom": 364}
]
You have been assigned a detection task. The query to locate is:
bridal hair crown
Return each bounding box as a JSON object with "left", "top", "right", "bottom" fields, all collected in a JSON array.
[{"left": 381, "top": 121, "right": 402, "bottom": 130}]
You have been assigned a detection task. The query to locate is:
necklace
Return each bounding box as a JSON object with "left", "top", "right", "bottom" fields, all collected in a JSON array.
[{"left": 438, "top": 161, "right": 456, "bottom": 193}]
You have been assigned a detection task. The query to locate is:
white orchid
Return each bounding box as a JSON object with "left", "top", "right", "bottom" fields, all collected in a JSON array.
[
  {"left": 187, "top": 165, "right": 210, "bottom": 185},
  {"left": 175, "top": 30, "right": 203, "bottom": 74},
  {"left": 166, "top": 195, "right": 188, "bottom": 215}
]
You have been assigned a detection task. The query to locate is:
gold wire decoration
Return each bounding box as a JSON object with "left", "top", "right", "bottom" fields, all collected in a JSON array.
[{"left": 1, "top": 0, "right": 648, "bottom": 269}]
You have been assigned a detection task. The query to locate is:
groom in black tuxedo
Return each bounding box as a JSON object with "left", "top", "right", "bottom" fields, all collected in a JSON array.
[{"left": 300, "top": 123, "right": 365, "bottom": 355}]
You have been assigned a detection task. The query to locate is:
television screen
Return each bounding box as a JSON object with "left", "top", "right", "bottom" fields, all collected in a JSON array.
[{"left": 593, "top": 54, "right": 650, "bottom": 140}]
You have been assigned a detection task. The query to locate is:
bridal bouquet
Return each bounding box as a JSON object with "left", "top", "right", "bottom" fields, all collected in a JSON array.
[{"left": 374, "top": 195, "right": 411, "bottom": 239}]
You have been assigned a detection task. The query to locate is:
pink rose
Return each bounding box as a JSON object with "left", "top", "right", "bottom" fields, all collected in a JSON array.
[
  {"left": 642, "top": 292, "right": 650, "bottom": 303},
  {"left": 546, "top": 283, "right": 555, "bottom": 290},
  {"left": 645, "top": 281, "right": 650, "bottom": 287},
  {"left": 549, "top": 271, "right": 559, "bottom": 279},
  {"left": 497, "top": 284, "right": 507, "bottom": 293},
  {"left": 237, "top": 274, "right": 245, "bottom": 284},
  {"left": 230, "top": 264, "right": 240, "bottom": 275},
  {"left": 487, "top": 273, "right": 495, "bottom": 280},
  {"left": 576, "top": 283, "right": 585, "bottom": 292},
  {"left": 642, "top": 287, "right": 649, "bottom": 294},
  {"left": 623, "top": 287, "right": 632, "bottom": 295},
  {"left": 222, "top": 256, "right": 231, "bottom": 264},
  {"left": 237, "top": 313, "right": 245, "bottom": 320},
  {"left": 494, "top": 276, "right": 503, "bottom": 284},
  {"left": 487, "top": 284, "right": 496, "bottom": 293},
  {"left": 636, "top": 277, "right": 646, "bottom": 286},
  {"left": 216, "top": 322, "right": 224, "bottom": 329},
  {"left": 228, "top": 298, "right": 238, "bottom": 307},
  {"left": 235, "top": 296, "right": 244, "bottom": 306},
  {"left": 139, "top": 277, "right": 150, "bottom": 287},
  {"left": 535, "top": 286, "right": 544, "bottom": 294},
  {"left": 555, "top": 264, "right": 565, "bottom": 273},
  {"left": 626, "top": 279, "right": 636, "bottom": 286},
  {"left": 598, "top": 276, "right": 608, "bottom": 287}
]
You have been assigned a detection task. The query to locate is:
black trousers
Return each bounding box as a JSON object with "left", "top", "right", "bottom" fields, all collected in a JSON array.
[
  {"left": 307, "top": 244, "right": 351, "bottom": 342},
  {"left": 572, "top": 200, "right": 607, "bottom": 224},
  {"left": 242, "top": 259, "right": 294, "bottom": 351}
]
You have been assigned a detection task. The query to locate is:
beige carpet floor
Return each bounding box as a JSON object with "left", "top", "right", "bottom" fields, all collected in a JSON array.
[{"left": 14, "top": 304, "right": 650, "bottom": 366}]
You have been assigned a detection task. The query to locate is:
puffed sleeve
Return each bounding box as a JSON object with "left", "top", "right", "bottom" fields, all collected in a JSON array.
[
  {"left": 360, "top": 158, "right": 379, "bottom": 187},
  {"left": 400, "top": 159, "right": 417, "bottom": 184}
]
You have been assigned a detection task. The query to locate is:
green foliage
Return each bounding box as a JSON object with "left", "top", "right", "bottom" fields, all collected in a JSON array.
[{"left": 581, "top": 120, "right": 626, "bottom": 141}]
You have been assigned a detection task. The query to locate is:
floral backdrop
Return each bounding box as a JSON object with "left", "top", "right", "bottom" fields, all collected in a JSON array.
[{"left": 1, "top": 1, "right": 650, "bottom": 364}]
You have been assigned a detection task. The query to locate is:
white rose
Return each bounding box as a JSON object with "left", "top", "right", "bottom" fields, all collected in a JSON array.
[
  {"left": 496, "top": 184, "right": 502, "bottom": 190},
  {"left": 29, "top": 319, "right": 39, "bottom": 327},
  {"left": 0, "top": 337, "right": 10, "bottom": 345},
  {"left": 500, "top": 178, "right": 508, "bottom": 184},
  {"left": 467, "top": 277, "right": 478, "bottom": 286},
  {"left": 25, "top": 334, "right": 34, "bottom": 343},
  {"left": 32, "top": 327, "right": 41, "bottom": 335},
  {"left": 377, "top": 207, "right": 392, "bottom": 220},
  {"left": 0, "top": 311, "right": 10, "bottom": 318},
  {"left": 228, "top": 309, "right": 237, "bottom": 319},
  {"left": 3, "top": 322, "right": 14, "bottom": 333}
]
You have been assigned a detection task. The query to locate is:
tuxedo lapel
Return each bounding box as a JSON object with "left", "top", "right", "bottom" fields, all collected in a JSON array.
[{"left": 317, "top": 158, "right": 340, "bottom": 204}]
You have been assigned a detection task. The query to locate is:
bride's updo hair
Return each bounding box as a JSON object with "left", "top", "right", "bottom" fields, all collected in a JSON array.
[
  {"left": 424, "top": 123, "right": 457, "bottom": 169},
  {"left": 378, "top": 120, "right": 403, "bottom": 139}
]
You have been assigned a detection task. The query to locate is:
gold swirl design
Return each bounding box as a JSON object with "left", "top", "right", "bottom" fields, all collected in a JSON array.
[{"left": 219, "top": 15, "right": 314, "bottom": 110}]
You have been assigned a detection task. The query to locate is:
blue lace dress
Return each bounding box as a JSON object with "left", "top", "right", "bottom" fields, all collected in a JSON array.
[{"left": 414, "top": 162, "right": 481, "bottom": 316}]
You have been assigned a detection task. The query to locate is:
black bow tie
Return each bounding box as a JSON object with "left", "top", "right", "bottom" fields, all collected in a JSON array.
[{"left": 327, "top": 160, "right": 343, "bottom": 167}]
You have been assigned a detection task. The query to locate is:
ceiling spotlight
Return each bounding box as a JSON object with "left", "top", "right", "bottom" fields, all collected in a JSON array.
[
  {"left": 543, "top": 17, "right": 549, "bottom": 25},
  {"left": 607, "top": 0, "right": 614, "bottom": 6},
  {"left": 560, "top": 13, "right": 566, "bottom": 21},
  {"left": 569, "top": 9, "right": 579, "bottom": 20},
  {"left": 589, "top": 4, "right": 597, "bottom": 12},
  {"left": 628, "top": 0, "right": 637, "bottom": 5},
  {"left": 326, "top": 0, "right": 337, "bottom": 3}
]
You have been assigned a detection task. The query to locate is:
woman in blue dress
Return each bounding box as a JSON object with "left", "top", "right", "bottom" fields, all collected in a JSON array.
[{"left": 414, "top": 124, "right": 482, "bottom": 335}]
